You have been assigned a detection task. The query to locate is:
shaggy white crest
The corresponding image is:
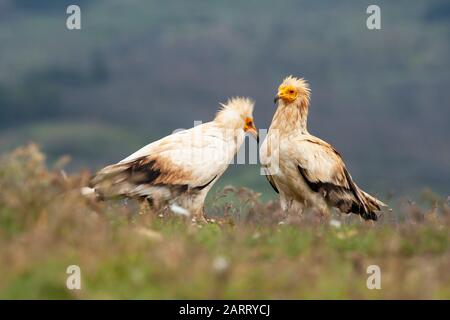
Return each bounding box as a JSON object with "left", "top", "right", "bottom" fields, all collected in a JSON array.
[
  {"left": 86, "top": 95, "right": 257, "bottom": 222},
  {"left": 215, "top": 97, "right": 255, "bottom": 127},
  {"left": 281, "top": 75, "right": 311, "bottom": 101},
  {"left": 261, "top": 76, "right": 388, "bottom": 221}
]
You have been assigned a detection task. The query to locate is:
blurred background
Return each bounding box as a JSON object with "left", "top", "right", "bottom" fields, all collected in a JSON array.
[{"left": 0, "top": 0, "right": 449, "bottom": 200}]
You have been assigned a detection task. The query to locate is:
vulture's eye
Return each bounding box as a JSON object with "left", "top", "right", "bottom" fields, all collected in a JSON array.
[{"left": 289, "top": 90, "right": 295, "bottom": 94}]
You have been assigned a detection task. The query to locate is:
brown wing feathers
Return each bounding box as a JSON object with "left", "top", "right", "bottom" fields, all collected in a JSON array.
[
  {"left": 127, "top": 158, "right": 161, "bottom": 184},
  {"left": 90, "top": 155, "right": 218, "bottom": 201},
  {"left": 265, "top": 174, "right": 279, "bottom": 194},
  {"left": 298, "top": 165, "right": 378, "bottom": 221},
  {"left": 90, "top": 156, "right": 190, "bottom": 200}
]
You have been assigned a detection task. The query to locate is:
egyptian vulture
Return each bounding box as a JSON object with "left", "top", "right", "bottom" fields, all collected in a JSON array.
[
  {"left": 260, "top": 76, "right": 387, "bottom": 221},
  {"left": 85, "top": 97, "right": 257, "bottom": 221}
]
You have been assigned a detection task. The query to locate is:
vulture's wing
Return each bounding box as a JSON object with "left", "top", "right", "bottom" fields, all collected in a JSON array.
[
  {"left": 90, "top": 124, "right": 227, "bottom": 200},
  {"left": 293, "top": 135, "right": 386, "bottom": 220},
  {"left": 264, "top": 173, "right": 279, "bottom": 193},
  {"left": 260, "top": 134, "right": 279, "bottom": 194}
]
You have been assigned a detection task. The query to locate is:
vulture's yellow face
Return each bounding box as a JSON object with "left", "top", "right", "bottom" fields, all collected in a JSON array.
[
  {"left": 274, "top": 76, "right": 310, "bottom": 106},
  {"left": 276, "top": 85, "right": 299, "bottom": 104},
  {"left": 243, "top": 117, "right": 258, "bottom": 141}
]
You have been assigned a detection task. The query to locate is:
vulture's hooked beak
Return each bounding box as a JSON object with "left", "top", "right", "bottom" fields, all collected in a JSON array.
[
  {"left": 248, "top": 126, "right": 259, "bottom": 144},
  {"left": 245, "top": 124, "right": 259, "bottom": 143},
  {"left": 274, "top": 95, "right": 280, "bottom": 104}
]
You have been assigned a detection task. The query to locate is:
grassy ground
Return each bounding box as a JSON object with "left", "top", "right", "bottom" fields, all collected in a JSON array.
[{"left": 0, "top": 144, "right": 449, "bottom": 299}]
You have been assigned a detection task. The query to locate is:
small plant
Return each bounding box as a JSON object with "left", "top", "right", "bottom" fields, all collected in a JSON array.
[{"left": 0, "top": 145, "right": 449, "bottom": 299}]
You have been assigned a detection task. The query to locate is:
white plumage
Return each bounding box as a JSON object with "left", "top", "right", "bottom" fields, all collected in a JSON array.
[
  {"left": 89, "top": 97, "right": 257, "bottom": 221},
  {"left": 260, "top": 76, "right": 387, "bottom": 221}
]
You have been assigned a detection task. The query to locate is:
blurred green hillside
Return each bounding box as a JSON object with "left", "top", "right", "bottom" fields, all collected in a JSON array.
[{"left": 0, "top": 0, "right": 449, "bottom": 199}]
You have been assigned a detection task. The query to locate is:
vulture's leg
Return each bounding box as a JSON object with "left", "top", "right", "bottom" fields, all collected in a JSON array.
[
  {"left": 138, "top": 198, "right": 148, "bottom": 215},
  {"left": 190, "top": 206, "right": 208, "bottom": 224},
  {"left": 138, "top": 197, "right": 155, "bottom": 215},
  {"left": 280, "top": 195, "right": 291, "bottom": 212},
  {"left": 290, "top": 200, "right": 305, "bottom": 216}
]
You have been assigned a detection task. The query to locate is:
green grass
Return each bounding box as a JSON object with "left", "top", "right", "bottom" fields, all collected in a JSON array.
[{"left": 0, "top": 145, "right": 449, "bottom": 299}]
